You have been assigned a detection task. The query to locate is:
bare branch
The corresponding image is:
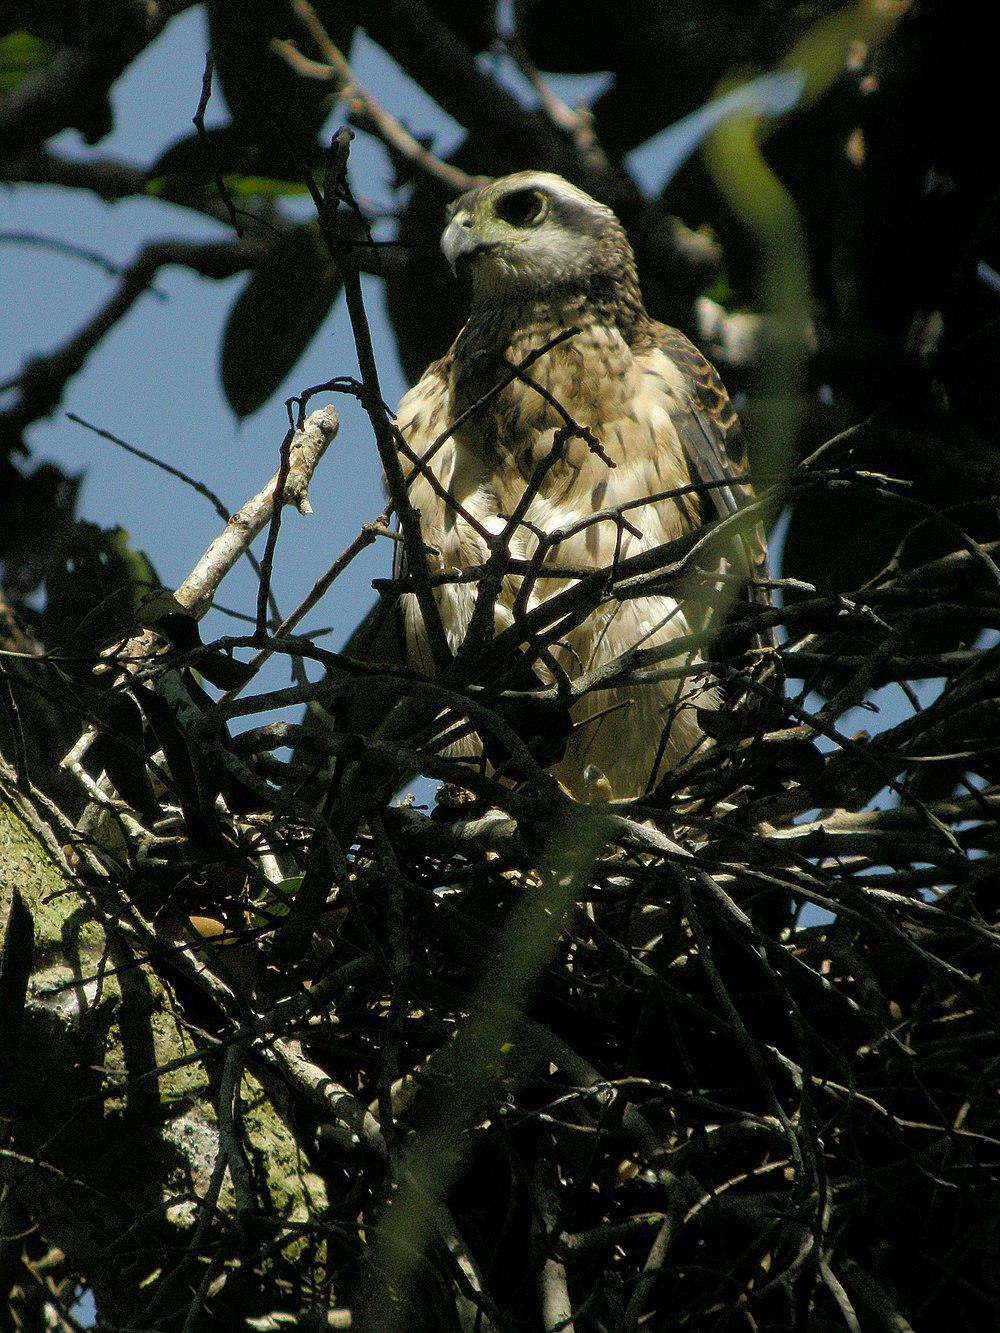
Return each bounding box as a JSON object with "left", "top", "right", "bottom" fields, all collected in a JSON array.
[
  {"left": 173, "top": 405, "right": 339, "bottom": 621},
  {"left": 276, "top": 1, "right": 483, "bottom": 193}
]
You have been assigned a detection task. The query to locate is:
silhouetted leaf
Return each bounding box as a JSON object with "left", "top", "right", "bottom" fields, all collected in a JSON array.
[
  {"left": 518, "top": 0, "right": 631, "bottom": 72},
  {"left": 149, "top": 124, "right": 252, "bottom": 178},
  {"left": 207, "top": 0, "right": 354, "bottom": 174},
  {"left": 0, "top": 461, "right": 80, "bottom": 598},
  {"left": 136, "top": 593, "right": 202, "bottom": 653},
  {"left": 133, "top": 682, "right": 219, "bottom": 836},
  {"left": 90, "top": 691, "right": 159, "bottom": 820},
  {"left": 196, "top": 650, "right": 257, "bottom": 691},
  {"left": 0, "top": 888, "right": 33, "bottom": 1081},
  {"left": 520, "top": 0, "right": 789, "bottom": 85},
  {"left": 39, "top": 524, "right": 159, "bottom": 651},
  {"left": 146, "top": 124, "right": 313, "bottom": 204},
  {"left": 424, "top": 0, "right": 495, "bottom": 49},
  {"left": 221, "top": 224, "right": 342, "bottom": 418},
  {"left": 384, "top": 139, "right": 488, "bottom": 384}
]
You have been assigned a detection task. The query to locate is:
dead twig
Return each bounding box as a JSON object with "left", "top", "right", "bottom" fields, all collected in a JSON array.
[{"left": 276, "top": 2, "right": 483, "bottom": 194}]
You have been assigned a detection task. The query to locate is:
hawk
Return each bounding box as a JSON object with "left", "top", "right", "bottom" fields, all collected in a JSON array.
[{"left": 368, "top": 171, "right": 768, "bottom": 800}]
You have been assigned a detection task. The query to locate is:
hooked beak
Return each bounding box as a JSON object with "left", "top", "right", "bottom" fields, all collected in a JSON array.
[{"left": 441, "top": 213, "right": 495, "bottom": 275}]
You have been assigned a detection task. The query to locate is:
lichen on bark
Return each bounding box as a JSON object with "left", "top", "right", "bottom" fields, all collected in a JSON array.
[{"left": 0, "top": 798, "right": 327, "bottom": 1321}]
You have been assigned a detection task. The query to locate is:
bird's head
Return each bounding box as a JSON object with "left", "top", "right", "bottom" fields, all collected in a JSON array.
[{"left": 441, "top": 171, "right": 637, "bottom": 306}]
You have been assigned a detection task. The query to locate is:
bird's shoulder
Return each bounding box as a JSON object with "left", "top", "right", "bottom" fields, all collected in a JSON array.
[
  {"left": 396, "top": 351, "right": 454, "bottom": 445},
  {"left": 633, "top": 320, "right": 750, "bottom": 493},
  {"left": 634, "top": 320, "right": 772, "bottom": 624}
]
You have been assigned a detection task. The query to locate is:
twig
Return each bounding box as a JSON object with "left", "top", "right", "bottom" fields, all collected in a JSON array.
[
  {"left": 492, "top": 354, "right": 615, "bottom": 468},
  {"left": 217, "top": 1042, "right": 255, "bottom": 1223},
  {"left": 66, "top": 412, "right": 232, "bottom": 521},
  {"left": 277, "top": 2, "right": 482, "bottom": 193},
  {"left": 90, "top": 403, "right": 336, "bottom": 728},
  {"left": 192, "top": 51, "right": 242, "bottom": 235},
  {"left": 222, "top": 505, "right": 394, "bottom": 695},
  {"left": 255, "top": 422, "right": 295, "bottom": 637},
  {"left": 0, "top": 662, "right": 29, "bottom": 790},
  {"left": 504, "top": 32, "right": 609, "bottom": 178},
  {"left": 316, "top": 129, "right": 452, "bottom": 672},
  {"left": 531, "top": 1154, "right": 578, "bottom": 1333},
  {"left": 339, "top": 0, "right": 623, "bottom": 201},
  {"left": 0, "top": 230, "right": 166, "bottom": 293}
]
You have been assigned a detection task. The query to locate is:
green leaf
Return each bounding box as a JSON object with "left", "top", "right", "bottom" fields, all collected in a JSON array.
[
  {"left": 221, "top": 224, "right": 342, "bottom": 418},
  {"left": 222, "top": 173, "right": 310, "bottom": 199},
  {"left": 254, "top": 875, "right": 303, "bottom": 925},
  {"left": 146, "top": 125, "right": 313, "bottom": 203},
  {"left": 0, "top": 31, "right": 55, "bottom": 94}
]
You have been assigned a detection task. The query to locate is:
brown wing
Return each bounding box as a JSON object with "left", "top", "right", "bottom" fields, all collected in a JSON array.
[{"left": 650, "top": 322, "right": 774, "bottom": 642}]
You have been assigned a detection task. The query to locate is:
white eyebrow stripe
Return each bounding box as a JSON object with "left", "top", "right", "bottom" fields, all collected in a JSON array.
[{"left": 494, "top": 172, "right": 614, "bottom": 222}]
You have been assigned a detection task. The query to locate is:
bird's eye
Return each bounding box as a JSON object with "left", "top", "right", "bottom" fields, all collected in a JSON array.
[{"left": 495, "top": 188, "right": 548, "bottom": 228}]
